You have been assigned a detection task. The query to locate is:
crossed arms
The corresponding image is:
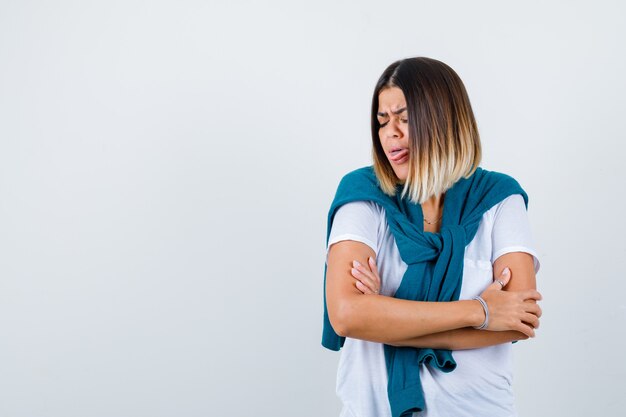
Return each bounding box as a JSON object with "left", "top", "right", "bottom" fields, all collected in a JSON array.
[{"left": 325, "top": 240, "right": 542, "bottom": 350}]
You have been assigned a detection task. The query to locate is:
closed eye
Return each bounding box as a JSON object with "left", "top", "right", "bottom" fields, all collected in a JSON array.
[{"left": 379, "top": 119, "right": 408, "bottom": 128}]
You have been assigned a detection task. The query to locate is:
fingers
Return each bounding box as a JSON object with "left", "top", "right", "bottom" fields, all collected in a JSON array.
[
  {"left": 499, "top": 267, "right": 511, "bottom": 286},
  {"left": 369, "top": 257, "right": 381, "bottom": 290},
  {"left": 486, "top": 267, "right": 511, "bottom": 291},
  {"left": 524, "top": 302, "right": 542, "bottom": 318},
  {"left": 368, "top": 256, "right": 379, "bottom": 276},
  {"left": 351, "top": 267, "right": 377, "bottom": 293},
  {"left": 518, "top": 289, "right": 543, "bottom": 302},
  {"left": 523, "top": 313, "right": 540, "bottom": 329},
  {"left": 495, "top": 267, "right": 511, "bottom": 288},
  {"left": 480, "top": 282, "right": 543, "bottom": 336},
  {"left": 351, "top": 267, "right": 377, "bottom": 291},
  {"left": 355, "top": 279, "right": 377, "bottom": 295},
  {"left": 351, "top": 259, "right": 381, "bottom": 294},
  {"left": 515, "top": 322, "right": 536, "bottom": 338}
]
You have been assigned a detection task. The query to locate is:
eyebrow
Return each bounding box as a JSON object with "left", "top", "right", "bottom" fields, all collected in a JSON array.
[{"left": 377, "top": 107, "right": 407, "bottom": 117}]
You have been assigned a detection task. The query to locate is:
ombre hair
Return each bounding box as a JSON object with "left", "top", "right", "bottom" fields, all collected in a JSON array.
[{"left": 371, "top": 57, "right": 482, "bottom": 204}]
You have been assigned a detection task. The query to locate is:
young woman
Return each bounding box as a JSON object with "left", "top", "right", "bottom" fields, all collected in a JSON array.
[{"left": 323, "top": 57, "right": 542, "bottom": 417}]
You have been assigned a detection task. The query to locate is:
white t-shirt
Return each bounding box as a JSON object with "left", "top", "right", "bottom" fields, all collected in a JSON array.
[{"left": 325, "top": 193, "right": 541, "bottom": 417}]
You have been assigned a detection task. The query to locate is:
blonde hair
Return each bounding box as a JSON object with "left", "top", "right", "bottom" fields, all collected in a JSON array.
[{"left": 371, "top": 57, "right": 482, "bottom": 204}]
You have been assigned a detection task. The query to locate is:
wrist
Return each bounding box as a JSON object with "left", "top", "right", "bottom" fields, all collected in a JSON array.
[
  {"left": 472, "top": 296, "right": 489, "bottom": 330},
  {"left": 463, "top": 299, "right": 486, "bottom": 328}
]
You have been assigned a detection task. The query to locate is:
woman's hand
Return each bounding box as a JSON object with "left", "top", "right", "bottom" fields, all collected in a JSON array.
[
  {"left": 478, "top": 267, "right": 543, "bottom": 337},
  {"left": 350, "top": 256, "right": 542, "bottom": 337},
  {"left": 350, "top": 256, "right": 381, "bottom": 295}
]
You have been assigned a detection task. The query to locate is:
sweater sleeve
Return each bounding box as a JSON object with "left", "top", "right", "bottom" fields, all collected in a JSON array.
[{"left": 490, "top": 194, "right": 541, "bottom": 274}]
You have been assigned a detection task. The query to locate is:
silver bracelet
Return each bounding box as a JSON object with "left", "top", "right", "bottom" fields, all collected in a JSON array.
[{"left": 472, "top": 296, "right": 489, "bottom": 330}]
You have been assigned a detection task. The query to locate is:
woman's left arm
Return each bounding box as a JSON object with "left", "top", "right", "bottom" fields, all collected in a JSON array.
[{"left": 352, "top": 251, "right": 538, "bottom": 350}]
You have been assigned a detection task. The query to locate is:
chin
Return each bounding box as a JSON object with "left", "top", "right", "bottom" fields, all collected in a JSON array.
[
  {"left": 393, "top": 169, "right": 408, "bottom": 182},
  {"left": 386, "top": 158, "right": 409, "bottom": 182}
]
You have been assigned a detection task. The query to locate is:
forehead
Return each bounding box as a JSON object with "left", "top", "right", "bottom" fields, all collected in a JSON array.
[{"left": 378, "top": 87, "right": 406, "bottom": 111}]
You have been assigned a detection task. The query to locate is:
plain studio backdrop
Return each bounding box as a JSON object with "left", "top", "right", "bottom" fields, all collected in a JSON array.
[{"left": 0, "top": 1, "right": 624, "bottom": 416}]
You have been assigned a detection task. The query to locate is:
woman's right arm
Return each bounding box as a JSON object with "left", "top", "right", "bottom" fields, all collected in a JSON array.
[{"left": 326, "top": 240, "right": 542, "bottom": 344}]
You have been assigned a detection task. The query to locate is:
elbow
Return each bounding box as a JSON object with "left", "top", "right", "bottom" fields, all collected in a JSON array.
[{"left": 328, "top": 298, "right": 360, "bottom": 338}]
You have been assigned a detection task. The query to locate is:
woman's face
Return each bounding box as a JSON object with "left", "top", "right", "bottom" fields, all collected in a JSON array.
[{"left": 377, "top": 86, "right": 410, "bottom": 181}]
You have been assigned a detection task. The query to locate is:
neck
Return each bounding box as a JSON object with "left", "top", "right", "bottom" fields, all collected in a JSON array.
[{"left": 423, "top": 193, "right": 445, "bottom": 213}]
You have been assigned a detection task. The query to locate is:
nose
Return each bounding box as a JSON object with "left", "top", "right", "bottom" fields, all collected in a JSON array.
[{"left": 383, "top": 120, "right": 402, "bottom": 139}]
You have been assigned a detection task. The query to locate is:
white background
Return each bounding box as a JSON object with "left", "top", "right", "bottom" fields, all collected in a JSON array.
[{"left": 1, "top": 1, "right": 624, "bottom": 416}]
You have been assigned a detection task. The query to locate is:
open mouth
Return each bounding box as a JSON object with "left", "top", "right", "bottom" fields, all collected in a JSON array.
[{"left": 389, "top": 148, "right": 409, "bottom": 162}]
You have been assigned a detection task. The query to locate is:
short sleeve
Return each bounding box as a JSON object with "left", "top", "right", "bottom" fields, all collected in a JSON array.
[
  {"left": 326, "top": 200, "right": 380, "bottom": 263},
  {"left": 490, "top": 194, "right": 541, "bottom": 274}
]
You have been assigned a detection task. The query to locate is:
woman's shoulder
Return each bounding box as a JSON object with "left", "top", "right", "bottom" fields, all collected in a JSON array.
[
  {"left": 330, "top": 165, "right": 395, "bottom": 213},
  {"left": 471, "top": 166, "right": 529, "bottom": 210},
  {"left": 491, "top": 193, "right": 526, "bottom": 215},
  {"left": 334, "top": 199, "right": 385, "bottom": 221},
  {"left": 476, "top": 166, "right": 526, "bottom": 193},
  {"left": 474, "top": 166, "right": 520, "bottom": 183}
]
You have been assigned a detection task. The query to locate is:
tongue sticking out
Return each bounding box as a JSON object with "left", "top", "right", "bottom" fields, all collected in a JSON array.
[{"left": 390, "top": 148, "right": 409, "bottom": 161}]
